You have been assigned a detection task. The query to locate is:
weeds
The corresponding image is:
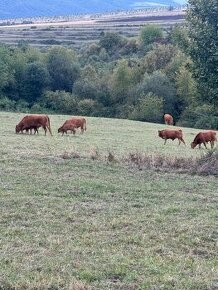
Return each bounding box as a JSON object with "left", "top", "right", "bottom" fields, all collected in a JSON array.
[{"left": 60, "top": 150, "right": 218, "bottom": 176}]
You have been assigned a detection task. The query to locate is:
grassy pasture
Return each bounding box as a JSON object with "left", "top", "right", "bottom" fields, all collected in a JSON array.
[{"left": 0, "top": 112, "right": 217, "bottom": 290}]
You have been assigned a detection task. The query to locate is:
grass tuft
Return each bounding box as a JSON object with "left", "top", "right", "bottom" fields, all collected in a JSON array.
[
  {"left": 60, "top": 151, "right": 81, "bottom": 159},
  {"left": 196, "top": 150, "right": 218, "bottom": 176},
  {"left": 122, "top": 150, "right": 218, "bottom": 176}
]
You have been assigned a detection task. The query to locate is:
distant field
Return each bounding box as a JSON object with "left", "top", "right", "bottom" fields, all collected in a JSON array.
[
  {"left": 0, "top": 11, "right": 185, "bottom": 49},
  {"left": 0, "top": 112, "right": 217, "bottom": 290}
]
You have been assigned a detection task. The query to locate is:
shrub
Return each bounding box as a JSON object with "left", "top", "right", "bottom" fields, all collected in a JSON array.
[
  {"left": 15, "top": 99, "right": 29, "bottom": 112},
  {"left": 143, "top": 44, "right": 176, "bottom": 74},
  {"left": 41, "top": 90, "right": 78, "bottom": 114},
  {"left": 30, "top": 103, "right": 46, "bottom": 114},
  {"left": 0, "top": 97, "right": 15, "bottom": 111},
  {"left": 99, "top": 32, "right": 123, "bottom": 52},
  {"left": 179, "top": 104, "right": 218, "bottom": 129},
  {"left": 77, "top": 99, "right": 99, "bottom": 116},
  {"left": 139, "top": 25, "right": 163, "bottom": 52},
  {"left": 135, "top": 71, "right": 177, "bottom": 115},
  {"left": 129, "top": 92, "right": 163, "bottom": 123}
]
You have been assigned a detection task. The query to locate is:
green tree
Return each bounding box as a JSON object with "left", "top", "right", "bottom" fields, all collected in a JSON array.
[
  {"left": 0, "top": 45, "right": 14, "bottom": 93},
  {"left": 22, "top": 61, "right": 50, "bottom": 103},
  {"left": 73, "top": 65, "right": 100, "bottom": 100},
  {"left": 143, "top": 44, "right": 176, "bottom": 74},
  {"left": 135, "top": 71, "right": 177, "bottom": 115},
  {"left": 46, "top": 46, "right": 80, "bottom": 92},
  {"left": 41, "top": 90, "right": 78, "bottom": 114},
  {"left": 129, "top": 92, "right": 163, "bottom": 122},
  {"left": 170, "top": 25, "right": 190, "bottom": 51},
  {"left": 99, "top": 32, "right": 123, "bottom": 52},
  {"left": 187, "top": 0, "right": 218, "bottom": 104},
  {"left": 140, "top": 25, "right": 163, "bottom": 52},
  {"left": 110, "top": 59, "right": 133, "bottom": 103},
  {"left": 77, "top": 99, "right": 100, "bottom": 116},
  {"left": 7, "top": 46, "right": 46, "bottom": 102},
  {"left": 175, "top": 65, "right": 197, "bottom": 108}
]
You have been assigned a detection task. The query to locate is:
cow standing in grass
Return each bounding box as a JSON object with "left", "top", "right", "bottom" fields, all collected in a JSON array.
[
  {"left": 158, "top": 129, "right": 185, "bottom": 145},
  {"left": 58, "top": 117, "right": 86, "bottom": 135},
  {"left": 16, "top": 114, "right": 52, "bottom": 136},
  {"left": 164, "top": 114, "right": 174, "bottom": 125},
  {"left": 191, "top": 131, "right": 217, "bottom": 149}
]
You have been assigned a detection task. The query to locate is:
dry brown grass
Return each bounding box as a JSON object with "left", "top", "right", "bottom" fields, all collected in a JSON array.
[{"left": 59, "top": 149, "right": 218, "bottom": 176}]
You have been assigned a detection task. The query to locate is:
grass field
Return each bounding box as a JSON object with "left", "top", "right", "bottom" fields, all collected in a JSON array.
[
  {"left": 0, "top": 11, "right": 184, "bottom": 49},
  {"left": 0, "top": 112, "right": 217, "bottom": 290}
]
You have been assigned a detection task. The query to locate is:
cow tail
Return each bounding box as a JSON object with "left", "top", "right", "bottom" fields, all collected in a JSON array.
[{"left": 47, "top": 116, "right": 53, "bottom": 136}]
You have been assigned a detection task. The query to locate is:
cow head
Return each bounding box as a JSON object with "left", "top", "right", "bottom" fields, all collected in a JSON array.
[
  {"left": 58, "top": 127, "right": 62, "bottom": 133},
  {"left": 158, "top": 130, "right": 162, "bottom": 137},
  {"left": 191, "top": 142, "right": 196, "bottom": 149},
  {"left": 15, "top": 124, "right": 21, "bottom": 134}
]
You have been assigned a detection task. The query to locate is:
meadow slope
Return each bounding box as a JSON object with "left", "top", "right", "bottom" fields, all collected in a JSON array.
[{"left": 0, "top": 112, "right": 217, "bottom": 290}]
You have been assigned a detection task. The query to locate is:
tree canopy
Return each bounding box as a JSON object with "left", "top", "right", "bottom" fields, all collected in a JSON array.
[{"left": 187, "top": 0, "right": 218, "bottom": 105}]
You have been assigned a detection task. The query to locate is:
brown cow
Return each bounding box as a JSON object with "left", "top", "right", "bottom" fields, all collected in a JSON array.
[
  {"left": 164, "top": 114, "right": 174, "bottom": 125},
  {"left": 16, "top": 114, "right": 52, "bottom": 136},
  {"left": 158, "top": 129, "right": 186, "bottom": 145},
  {"left": 191, "top": 131, "right": 217, "bottom": 149},
  {"left": 58, "top": 117, "right": 86, "bottom": 136}
]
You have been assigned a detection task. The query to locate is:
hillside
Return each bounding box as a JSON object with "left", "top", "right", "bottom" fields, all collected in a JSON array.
[
  {"left": 0, "top": 111, "right": 217, "bottom": 289},
  {"left": 0, "top": 0, "right": 187, "bottom": 19}
]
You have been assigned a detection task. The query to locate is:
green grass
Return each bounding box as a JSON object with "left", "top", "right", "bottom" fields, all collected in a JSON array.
[{"left": 0, "top": 112, "right": 217, "bottom": 290}]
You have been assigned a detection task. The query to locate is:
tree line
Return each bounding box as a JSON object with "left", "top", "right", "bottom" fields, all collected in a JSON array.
[{"left": 0, "top": 0, "right": 217, "bottom": 129}]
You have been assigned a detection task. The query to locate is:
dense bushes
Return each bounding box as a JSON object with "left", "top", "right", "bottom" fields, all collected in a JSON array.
[
  {"left": 41, "top": 91, "right": 78, "bottom": 114},
  {"left": 179, "top": 104, "right": 218, "bottom": 130},
  {"left": 0, "top": 19, "right": 217, "bottom": 129}
]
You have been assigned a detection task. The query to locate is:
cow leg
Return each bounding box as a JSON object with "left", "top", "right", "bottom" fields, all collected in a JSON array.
[
  {"left": 164, "top": 138, "right": 167, "bottom": 145},
  {"left": 211, "top": 141, "right": 214, "bottom": 149},
  {"left": 181, "top": 138, "right": 186, "bottom": 145},
  {"left": 203, "top": 142, "right": 207, "bottom": 149},
  {"left": 43, "top": 126, "right": 47, "bottom": 136}
]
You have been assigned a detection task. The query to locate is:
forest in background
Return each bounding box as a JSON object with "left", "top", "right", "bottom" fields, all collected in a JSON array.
[{"left": 0, "top": 0, "right": 217, "bottom": 129}]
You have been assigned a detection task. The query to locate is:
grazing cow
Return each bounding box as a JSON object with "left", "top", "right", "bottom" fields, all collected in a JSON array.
[
  {"left": 58, "top": 117, "right": 86, "bottom": 135},
  {"left": 158, "top": 129, "right": 186, "bottom": 145},
  {"left": 164, "top": 114, "right": 174, "bottom": 125},
  {"left": 16, "top": 114, "right": 52, "bottom": 136},
  {"left": 191, "top": 131, "right": 217, "bottom": 149}
]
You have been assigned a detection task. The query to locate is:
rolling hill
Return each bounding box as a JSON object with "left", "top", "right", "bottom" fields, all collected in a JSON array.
[
  {"left": 0, "top": 0, "right": 187, "bottom": 19},
  {"left": 0, "top": 111, "right": 217, "bottom": 289}
]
